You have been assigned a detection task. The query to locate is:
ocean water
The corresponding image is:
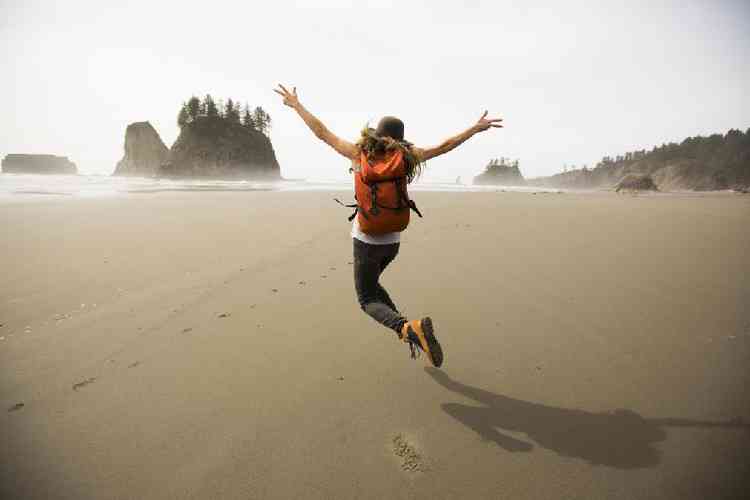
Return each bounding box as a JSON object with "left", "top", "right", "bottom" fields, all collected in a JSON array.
[{"left": 0, "top": 172, "right": 555, "bottom": 200}]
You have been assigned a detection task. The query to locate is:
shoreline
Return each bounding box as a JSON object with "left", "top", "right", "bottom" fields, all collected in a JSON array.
[{"left": 2, "top": 171, "right": 748, "bottom": 201}]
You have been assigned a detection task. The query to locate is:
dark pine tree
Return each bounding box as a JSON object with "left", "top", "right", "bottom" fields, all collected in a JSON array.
[
  {"left": 253, "top": 106, "right": 271, "bottom": 135},
  {"left": 242, "top": 103, "right": 254, "bottom": 129},
  {"left": 224, "top": 98, "right": 241, "bottom": 124},
  {"left": 225, "top": 98, "right": 235, "bottom": 122},
  {"left": 177, "top": 102, "right": 189, "bottom": 128},
  {"left": 187, "top": 96, "right": 201, "bottom": 121},
  {"left": 204, "top": 94, "right": 219, "bottom": 117},
  {"left": 233, "top": 101, "right": 242, "bottom": 124}
]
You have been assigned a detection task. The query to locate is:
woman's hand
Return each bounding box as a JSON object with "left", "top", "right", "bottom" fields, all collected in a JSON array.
[
  {"left": 473, "top": 111, "right": 503, "bottom": 132},
  {"left": 273, "top": 84, "right": 300, "bottom": 109}
]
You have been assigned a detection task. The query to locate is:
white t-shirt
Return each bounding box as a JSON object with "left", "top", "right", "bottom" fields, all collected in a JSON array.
[{"left": 351, "top": 217, "right": 401, "bottom": 245}]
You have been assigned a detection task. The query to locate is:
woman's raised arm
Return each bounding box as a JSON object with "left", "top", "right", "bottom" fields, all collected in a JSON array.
[
  {"left": 415, "top": 111, "right": 503, "bottom": 161},
  {"left": 273, "top": 84, "right": 359, "bottom": 160}
]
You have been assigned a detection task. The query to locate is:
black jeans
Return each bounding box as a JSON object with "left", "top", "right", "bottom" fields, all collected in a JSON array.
[{"left": 353, "top": 238, "right": 407, "bottom": 335}]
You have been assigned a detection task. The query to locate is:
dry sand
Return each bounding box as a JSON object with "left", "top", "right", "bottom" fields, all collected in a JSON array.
[{"left": 1, "top": 189, "right": 749, "bottom": 499}]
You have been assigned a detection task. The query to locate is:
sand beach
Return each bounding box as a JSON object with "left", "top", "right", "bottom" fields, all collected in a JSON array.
[{"left": 1, "top": 189, "right": 749, "bottom": 499}]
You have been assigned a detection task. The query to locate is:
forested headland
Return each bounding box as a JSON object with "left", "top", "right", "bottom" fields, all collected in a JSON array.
[{"left": 527, "top": 128, "right": 750, "bottom": 191}]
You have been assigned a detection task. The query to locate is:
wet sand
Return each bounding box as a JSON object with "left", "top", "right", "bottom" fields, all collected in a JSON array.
[{"left": 1, "top": 190, "right": 749, "bottom": 499}]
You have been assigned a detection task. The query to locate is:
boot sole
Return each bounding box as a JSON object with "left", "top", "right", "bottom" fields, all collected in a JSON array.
[{"left": 421, "top": 317, "right": 443, "bottom": 368}]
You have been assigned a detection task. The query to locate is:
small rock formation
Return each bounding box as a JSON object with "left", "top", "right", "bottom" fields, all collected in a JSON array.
[
  {"left": 615, "top": 174, "right": 658, "bottom": 192},
  {"left": 159, "top": 116, "right": 280, "bottom": 179},
  {"left": 1, "top": 154, "right": 77, "bottom": 174},
  {"left": 113, "top": 122, "right": 169, "bottom": 177},
  {"left": 474, "top": 158, "right": 525, "bottom": 186}
]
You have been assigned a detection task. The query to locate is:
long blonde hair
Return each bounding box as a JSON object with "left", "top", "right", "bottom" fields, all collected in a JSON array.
[{"left": 356, "top": 126, "right": 425, "bottom": 184}]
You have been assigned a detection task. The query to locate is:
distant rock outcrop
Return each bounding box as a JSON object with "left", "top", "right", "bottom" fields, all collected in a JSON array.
[
  {"left": 615, "top": 174, "right": 658, "bottom": 192},
  {"left": 1, "top": 154, "right": 77, "bottom": 174},
  {"left": 113, "top": 122, "right": 169, "bottom": 177},
  {"left": 473, "top": 158, "right": 525, "bottom": 186},
  {"left": 527, "top": 128, "right": 750, "bottom": 191},
  {"left": 159, "top": 116, "right": 280, "bottom": 179}
]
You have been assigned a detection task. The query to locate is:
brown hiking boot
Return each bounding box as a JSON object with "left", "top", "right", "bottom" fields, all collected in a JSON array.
[{"left": 400, "top": 317, "right": 443, "bottom": 367}]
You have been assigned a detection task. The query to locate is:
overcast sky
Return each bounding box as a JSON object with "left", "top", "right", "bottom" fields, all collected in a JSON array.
[{"left": 2, "top": 0, "right": 748, "bottom": 181}]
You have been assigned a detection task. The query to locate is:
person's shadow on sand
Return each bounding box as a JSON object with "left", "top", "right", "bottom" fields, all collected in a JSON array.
[{"left": 425, "top": 367, "right": 749, "bottom": 469}]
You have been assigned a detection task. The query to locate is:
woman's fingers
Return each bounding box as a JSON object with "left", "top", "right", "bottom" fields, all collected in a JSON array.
[
  {"left": 480, "top": 110, "right": 488, "bottom": 120},
  {"left": 272, "top": 89, "right": 285, "bottom": 96},
  {"left": 278, "top": 83, "right": 290, "bottom": 94}
]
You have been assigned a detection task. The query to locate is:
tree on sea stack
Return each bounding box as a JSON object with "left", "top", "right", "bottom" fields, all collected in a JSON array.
[
  {"left": 177, "top": 103, "right": 189, "bottom": 128},
  {"left": 242, "top": 103, "right": 255, "bottom": 130},
  {"left": 187, "top": 96, "right": 201, "bottom": 121},
  {"left": 253, "top": 106, "right": 271, "bottom": 136},
  {"left": 225, "top": 98, "right": 241, "bottom": 124},
  {"left": 205, "top": 94, "right": 219, "bottom": 117}
]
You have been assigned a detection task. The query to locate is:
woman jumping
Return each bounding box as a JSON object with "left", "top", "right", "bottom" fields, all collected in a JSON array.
[{"left": 274, "top": 84, "right": 503, "bottom": 367}]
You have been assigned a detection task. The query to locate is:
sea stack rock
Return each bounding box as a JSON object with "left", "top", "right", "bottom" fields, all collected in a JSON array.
[
  {"left": 113, "top": 121, "right": 169, "bottom": 177},
  {"left": 159, "top": 116, "right": 281, "bottom": 179},
  {"left": 473, "top": 158, "right": 525, "bottom": 186},
  {"left": 1, "top": 154, "right": 77, "bottom": 174}
]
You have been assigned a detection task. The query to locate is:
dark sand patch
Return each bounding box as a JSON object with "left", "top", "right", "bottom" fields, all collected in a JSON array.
[
  {"left": 7, "top": 403, "right": 24, "bottom": 412},
  {"left": 72, "top": 377, "right": 96, "bottom": 391}
]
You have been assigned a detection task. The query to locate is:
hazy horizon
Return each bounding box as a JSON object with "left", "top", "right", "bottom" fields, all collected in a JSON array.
[{"left": 2, "top": 0, "right": 749, "bottom": 181}]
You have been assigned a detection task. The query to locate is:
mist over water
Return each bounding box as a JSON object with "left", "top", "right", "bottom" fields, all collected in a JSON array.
[{"left": 0, "top": 172, "right": 551, "bottom": 200}]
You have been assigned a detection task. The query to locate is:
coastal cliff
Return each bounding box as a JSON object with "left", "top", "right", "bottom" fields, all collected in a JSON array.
[
  {"left": 2, "top": 154, "right": 77, "bottom": 174},
  {"left": 527, "top": 128, "right": 750, "bottom": 191},
  {"left": 473, "top": 158, "right": 525, "bottom": 186},
  {"left": 113, "top": 122, "right": 169, "bottom": 177}
]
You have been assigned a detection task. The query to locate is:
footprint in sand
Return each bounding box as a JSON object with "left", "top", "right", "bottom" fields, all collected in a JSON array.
[
  {"left": 271, "top": 288, "right": 279, "bottom": 293},
  {"left": 8, "top": 403, "right": 24, "bottom": 412},
  {"left": 181, "top": 327, "right": 193, "bottom": 334},
  {"left": 321, "top": 275, "right": 327, "bottom": 279},
  {"left": 72, "top": 377, "right": 96, "bottom": 391},
  {"left": 298, "top": 281, "right": 306, "bottom": 285},
  {"left": 392, "top": 434, "right": 428, "bottom": 472},
  {"left": 128, "top": 361, "right": 140, "bottom": 369},
  {"left": 217, "top": 313, "right": 230, "bottom": 318}
]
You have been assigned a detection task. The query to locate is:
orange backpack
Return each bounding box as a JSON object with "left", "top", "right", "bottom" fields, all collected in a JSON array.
[{"left": 336, "top": 149, "right": 422, "bottom": 235}]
